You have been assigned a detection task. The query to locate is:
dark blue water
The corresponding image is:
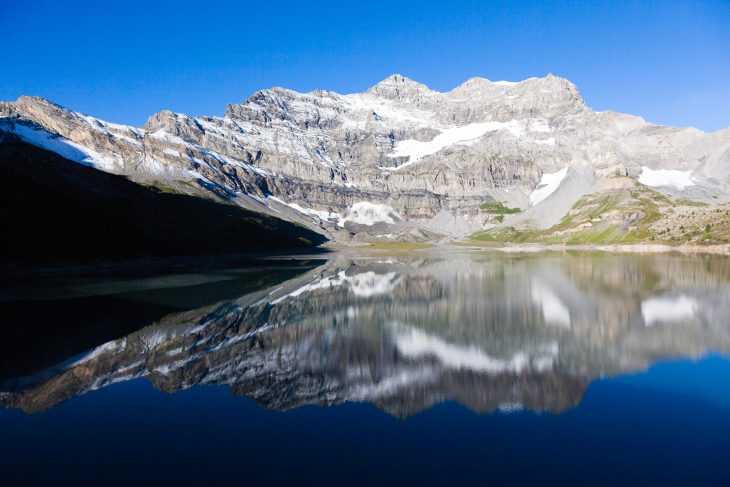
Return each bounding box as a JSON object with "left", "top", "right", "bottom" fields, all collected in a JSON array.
[
  {"left": 2, "top": 252, "right": 729, "bottom": 486},
  {"left": 1, "top": 356, "right": 729, "bottom": 486}
]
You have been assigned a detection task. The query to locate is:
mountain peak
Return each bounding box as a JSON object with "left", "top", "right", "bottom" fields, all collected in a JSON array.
[
  {"left": 365, "top": 74, "right": 433, "bottom": 100},
  {"left": 450, "top": 77, "right": 516, "bottom": 93},
  {"left": 15, "top": 95, "right": 64, "bottom": 111}
]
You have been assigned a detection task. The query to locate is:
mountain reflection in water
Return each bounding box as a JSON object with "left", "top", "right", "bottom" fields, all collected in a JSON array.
[{"left": 2, "top": 251, "right": 730, "bottom": 417}]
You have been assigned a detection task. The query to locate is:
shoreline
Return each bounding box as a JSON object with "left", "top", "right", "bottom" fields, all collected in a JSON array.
[
  {"left": 0, "top": 248, "right": 332, "bottom": 278},
  {"left": 452, "top": 242, "right": 730, "bottom": 256},
  {"left": 4, "top": 241, "right": 728, "bottom": 278}
]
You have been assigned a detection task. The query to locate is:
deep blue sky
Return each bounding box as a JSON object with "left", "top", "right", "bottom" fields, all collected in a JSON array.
[{"left": 1, "top": 0, "right": 729, "bottom": 130}]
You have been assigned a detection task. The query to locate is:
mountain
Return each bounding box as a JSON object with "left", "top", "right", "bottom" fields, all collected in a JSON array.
[
  {"left": 2, "top": 74, "right": 729, "bottom": 244},
  {"left": 0, "top": 135, "right": 326, "bottom": 270}
]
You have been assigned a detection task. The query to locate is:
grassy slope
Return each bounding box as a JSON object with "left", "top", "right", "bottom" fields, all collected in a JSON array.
[
  {"left": 470, "top": 178, "right": 730, "bottom": 245},
  {"left": 0, "top": 137, "right": 327, "bottom": 269}
]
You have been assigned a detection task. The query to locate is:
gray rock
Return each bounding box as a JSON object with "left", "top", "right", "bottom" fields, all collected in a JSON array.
[{"left": 2, "top": 74, "right": 729, "bottom": 241}]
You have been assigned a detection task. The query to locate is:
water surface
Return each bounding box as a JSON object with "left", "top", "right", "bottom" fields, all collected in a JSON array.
[{"left": 1, "top": 250, "right": 729, "bottom": 485}]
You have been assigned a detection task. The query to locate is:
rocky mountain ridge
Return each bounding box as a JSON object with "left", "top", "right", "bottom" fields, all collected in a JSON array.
[
  {"left": 2, "top": 74, "right": 729, "bottom": 243},
  {"left": 0, "top": 137, "right": 326, "bottom": 270}
]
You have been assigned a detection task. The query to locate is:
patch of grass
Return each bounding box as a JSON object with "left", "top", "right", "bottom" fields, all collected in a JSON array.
[
  {"left": 145, "top": 180, "right": 185, "bottom": 194},
  {"left": 470, "top": 185, "right": 684, "bottom": 245},
  {"left": 366, "top": 242, "right": 433, "bottom": 251},
  {"left": 674, "top": 198, "right": 708, "bottom": 207},
  {"left": 452, "top": 240, "right": 503, "bottom": 248},
  {"left": 480, "top": 201, "right": 521, "bottom": 214},
  {"left": 565, "top": 227, "right": 619, "bottom": 244},
  {"left": 146, "top": 179, "right": 203, "bottom": 196},
  {"left": 471, "top": 226, "right": 527, "bottom": 243},
  {"left": 469, "top": 184, "right": 730, "bottom": 246}
]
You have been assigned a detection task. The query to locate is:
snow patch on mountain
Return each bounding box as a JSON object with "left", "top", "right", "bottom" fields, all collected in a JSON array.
[
  {"left": 344, "top": 94, "right": 437, "bottom": 126},
  {"left": 267, "top": 195, "right": 343, "bottom": 223},
  {"left": 150, "top": 128, "right": 271, "bottom": 177},
  {"left": 528, "top": 119, "right": 552, "bottom": 133},
  {"left": 2, "top": 122, "right": 120, "bottom": 171},
  {"left": 340, "top": 202, "right": 401, "bottom": 226},
  {"left": 77, "top": 114, "right": 143, "bottom": 146},
  {"left": 529, "top": 166, "right": 569, "bottom": 206},
  {"left": 385, "top": 121, "right": 526, "bottom": 167},
  {"left": 638, "top": 166, "right": 695, "bottom": 191},
  {"left": 266, "top": 198, "right": 401, "bottom": 228}
]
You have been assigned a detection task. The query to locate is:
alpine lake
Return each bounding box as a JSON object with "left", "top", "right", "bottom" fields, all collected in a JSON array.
[{"left": 1, "top": 248, "right": 729, "bottom": 486}]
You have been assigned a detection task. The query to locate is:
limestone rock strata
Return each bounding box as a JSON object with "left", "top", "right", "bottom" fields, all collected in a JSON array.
[{"left": 2, "top": 74, "right": 730, "bottom": 241}]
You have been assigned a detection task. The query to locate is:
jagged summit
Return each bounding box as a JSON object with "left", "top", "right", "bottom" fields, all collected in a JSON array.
[
  {"left": 16, "top": 95, "right": 53, "bottom": 105},
  {"left": 365, "top": 74, "right": 434, "bottom": 100},
  {"left": 363, "top": 73, "right": 582, "bottom": 98},
  {"left": 452, "top": 77, "right": 506, "bottom": 91},
  {"left": 5, "top": 74, "right": 585, "bottom": 130},
  {"left": 9, "top": 95, "right": 67, "bottom": 118}
]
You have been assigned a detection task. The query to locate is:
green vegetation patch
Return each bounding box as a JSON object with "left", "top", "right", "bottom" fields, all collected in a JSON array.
[
  {"left": 470, "top": 186, "right": 681, "bottom": 245},
  {"left": 480, "top": 200, "right": 521, "bottom": 214},
  {"left": 366, "top": 242, "right": 433, "bottom": 251}
]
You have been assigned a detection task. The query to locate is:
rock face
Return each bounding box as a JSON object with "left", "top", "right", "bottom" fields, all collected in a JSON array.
[
  {"left": 0, "top": 137, "right": 327, "bottom": 270},
  {"left": 2, "top": 74, "right": 730, "bottom": 241},
  {"left": 3, "top": 253, "right": 730, "bottom": 416}
]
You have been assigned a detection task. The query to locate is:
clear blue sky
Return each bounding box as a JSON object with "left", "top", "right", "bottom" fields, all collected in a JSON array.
[{"left": 1, "top": 0, "right": 729, "bottom": 131}]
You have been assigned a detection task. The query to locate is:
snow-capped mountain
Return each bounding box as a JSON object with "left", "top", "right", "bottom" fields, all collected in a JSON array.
[{"left": 2, "top": 74, "right": 729, "bottom": 242}]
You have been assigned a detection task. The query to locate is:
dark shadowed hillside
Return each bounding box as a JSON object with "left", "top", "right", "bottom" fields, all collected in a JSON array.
[{"left": 0, "top": 135, "right": 327, "bottom": 270}]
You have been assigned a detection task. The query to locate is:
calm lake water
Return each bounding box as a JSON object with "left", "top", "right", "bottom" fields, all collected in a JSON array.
[{"left": 1, "top": 250, "right": 729, "bottom": 486}]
